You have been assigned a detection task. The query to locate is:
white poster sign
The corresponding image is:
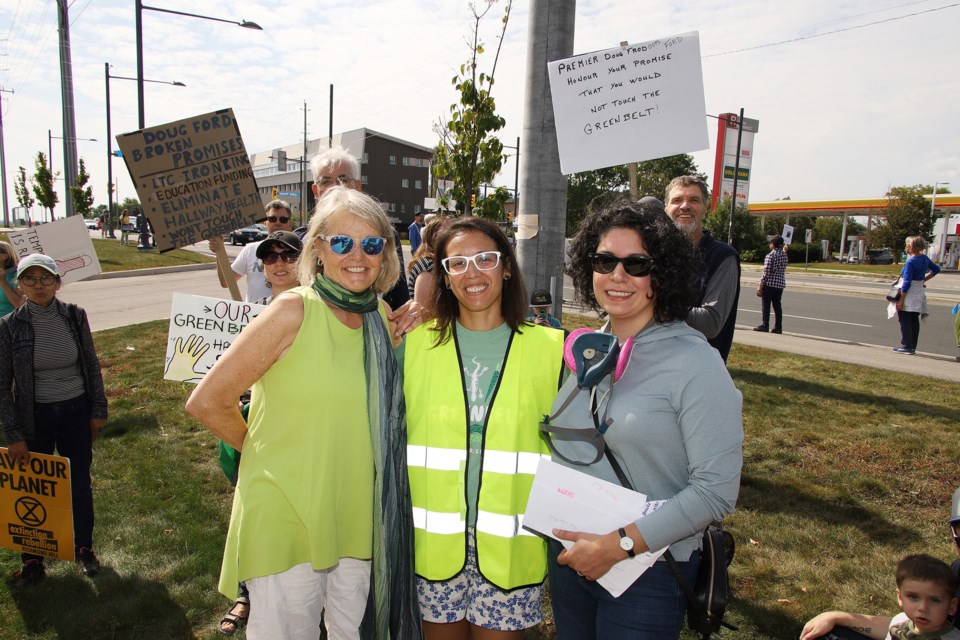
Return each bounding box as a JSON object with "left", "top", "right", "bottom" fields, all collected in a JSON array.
[
  {"left": 547, "top": 32, "right": 708, "bottom": 175},
  {"left": 782, "top": 224, "right": 795, "bottom": 246},
  {"left": 6, "top": 215, "right": 101, "bottom": 284},
  {"left": 163, "top": 293, "right": 265, "bottom": 383}
]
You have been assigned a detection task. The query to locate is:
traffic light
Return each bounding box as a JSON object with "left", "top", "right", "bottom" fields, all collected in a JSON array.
[{"left": 271, "top": 187, "right": 279, "bottom": 200}]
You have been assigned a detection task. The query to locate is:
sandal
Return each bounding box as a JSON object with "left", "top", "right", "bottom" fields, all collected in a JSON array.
[{"left": 218, "top": 596, "right": 250, "bottom": 635}]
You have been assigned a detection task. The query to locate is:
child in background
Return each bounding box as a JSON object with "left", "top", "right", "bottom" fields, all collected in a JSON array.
[{"left": 801, "top": 554, "right": 960, "bottom": 639}]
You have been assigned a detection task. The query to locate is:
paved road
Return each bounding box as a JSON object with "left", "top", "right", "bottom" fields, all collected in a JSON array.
[{"left": 53, "top": 247, "right": 960, "bottom": 381}]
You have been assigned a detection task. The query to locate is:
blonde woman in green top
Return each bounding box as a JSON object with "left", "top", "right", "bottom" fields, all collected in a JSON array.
[{"left": 188, "top": 188, "right": 423, "bottom": 640}]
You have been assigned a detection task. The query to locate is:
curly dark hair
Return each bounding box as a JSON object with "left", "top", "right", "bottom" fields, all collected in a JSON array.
[
  {"left": 431, "top": 216, "right": 528, "bottom": 346},
  {"left": 566, "top": 199, "right": 697, "bottom": 323}
]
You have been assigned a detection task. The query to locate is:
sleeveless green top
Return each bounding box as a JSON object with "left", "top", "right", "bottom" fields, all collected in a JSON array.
[{"left": 218, "top": 286, "right": 376, "bottom": 594}]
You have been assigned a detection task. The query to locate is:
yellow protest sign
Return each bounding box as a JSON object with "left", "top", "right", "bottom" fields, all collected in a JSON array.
[{"left": 0, "top": 448, "right": 74, "bottom": 561}]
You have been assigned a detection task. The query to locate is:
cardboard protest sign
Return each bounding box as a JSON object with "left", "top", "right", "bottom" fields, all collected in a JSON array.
[
  {"left": 547, "top": 32, "right": 708, "bottom": 175},
  {"left": 6, "top": 214, "right": 101, "bottom": 284},
  {"left": 0, "top": 448, "right": 74, "bottom": 561},
  {"left": 164, "top": 293, "right": 265, "bottom": 383},
  {"left": 116, "top": 108, "right": 264, "bottom": 252}
]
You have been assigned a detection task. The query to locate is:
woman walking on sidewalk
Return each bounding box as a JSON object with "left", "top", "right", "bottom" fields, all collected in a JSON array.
[
  {"left": 894, "top": 235, "right": 940, "bottom": 354},
  {"left": 755, "top": 235, "right": 788, "bottom": 334}
]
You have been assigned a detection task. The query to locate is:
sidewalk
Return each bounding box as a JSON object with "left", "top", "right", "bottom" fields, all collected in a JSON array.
[{"left": 732, "top": 324, "right": 960, "bottom": 382}]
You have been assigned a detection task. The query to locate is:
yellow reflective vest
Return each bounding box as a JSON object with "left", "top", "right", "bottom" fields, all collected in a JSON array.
[{"left": 405, "top": 322, "right": 564, "bottom": 591}]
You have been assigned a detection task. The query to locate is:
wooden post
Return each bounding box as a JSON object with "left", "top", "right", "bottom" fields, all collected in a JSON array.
[{"left": 214, "top": 242, "right": 243, "bottom": 301}]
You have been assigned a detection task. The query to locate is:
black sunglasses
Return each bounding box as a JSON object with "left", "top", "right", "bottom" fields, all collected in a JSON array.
[
  {"left": 262, "top": 250, "right": 299, "bottom": 265},
  {"left": 265, "top": 216, "right": 290, "bottom": 224},
  {"left": 588, "top": 252, "right": 655, "bottom": 277}
]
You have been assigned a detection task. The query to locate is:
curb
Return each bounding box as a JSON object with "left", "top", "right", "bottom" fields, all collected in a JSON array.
[{"left": 88, "top": 262, "right": 216, "bottom": 280}]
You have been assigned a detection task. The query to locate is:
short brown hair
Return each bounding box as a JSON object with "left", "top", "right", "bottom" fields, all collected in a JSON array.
[{"left": 895, "top": 554, "right": 958, "bottom": 596}]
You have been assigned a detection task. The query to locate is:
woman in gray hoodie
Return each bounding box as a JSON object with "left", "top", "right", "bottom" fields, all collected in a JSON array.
[{"left": 544, "top": 199, "right": 743, "bottom": 640}]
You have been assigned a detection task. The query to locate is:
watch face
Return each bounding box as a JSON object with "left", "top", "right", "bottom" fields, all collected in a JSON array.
[{"left": 620, "top": 536, "right": 634, "bottom": 551}]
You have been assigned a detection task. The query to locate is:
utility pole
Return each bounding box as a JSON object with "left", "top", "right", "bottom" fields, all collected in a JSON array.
[
  {"left": 516, "top": 0, "right": 576, "bottom": 321},
  {"left": 302, "top": 101, "right": 309, "bottom": 221},
  {"left": 328, "top": 84, "right": 334, "bottom": 146},
  {"left": 0, "top": 87, "right": 12, "bottom": 227},
  {"left": 57, "top": 0, "right": 79, "bottom": 216}
]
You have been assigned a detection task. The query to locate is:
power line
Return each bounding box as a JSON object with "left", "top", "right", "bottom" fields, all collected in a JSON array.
[{"left": 703, "top": 2, "right": 959, "bottom": 58}]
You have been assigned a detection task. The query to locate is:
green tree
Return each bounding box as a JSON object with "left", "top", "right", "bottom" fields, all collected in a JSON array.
[
  {"left": 704, "top": 197, "right": 764, "bottom": 254},
  {"left": 565, "top": 154, "right": 703, "bottom": 236},
  {"left": 70, "top": 158, "right": 95, "bottom": 218},
  {"left": 869, "top": 184, "right": 946, "bottom": 256},
  {"left": 565, "top": 166, "right": 628, "bottom": 236},
  {"left": 31, "top": 152, "right": 58, "bottom": 219},
  {"left": 14, "top": 165, "right": 34, "bottom": 212},
  {"left": 638, "top": 154, "right": 705, "bottom": 202},
  {"left": 433, "top": 0, "right": 512, "bottom": 219}
]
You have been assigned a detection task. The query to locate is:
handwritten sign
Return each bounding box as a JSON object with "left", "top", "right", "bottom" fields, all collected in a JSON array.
[
  {"left": 0, "top": 448, "right": 74, "bottom": 561},
  {"left": 116, "top": 108, "right": 264, "bottom": 252},
  {"left": 6, "top": 215, "right": 101, "bottom": 284},
  {"left": 164, "top": 293, "right": 265, "bottom": 383},
  {"left": 547, "top": 32, "right": 708, "bottom": 175}
]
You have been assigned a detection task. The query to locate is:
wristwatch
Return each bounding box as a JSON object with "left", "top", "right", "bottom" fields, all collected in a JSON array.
[{"left": 618, "top": 527, "right": 635, "bottom": 558}]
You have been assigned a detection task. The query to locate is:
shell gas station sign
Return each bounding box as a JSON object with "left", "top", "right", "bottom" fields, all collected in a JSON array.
[{"left": 0, "top": 448, "right": 75, "bottom": 561}]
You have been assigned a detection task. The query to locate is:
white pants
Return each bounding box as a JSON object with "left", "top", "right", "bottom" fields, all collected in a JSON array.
[{"left": 246, "top": 558, "right": 371, "bottom": 640}]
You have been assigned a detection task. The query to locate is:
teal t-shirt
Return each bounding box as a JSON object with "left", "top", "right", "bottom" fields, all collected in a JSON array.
[
  {"left": 456, "top": 321, "right": 511, "bottom": 527},
  {"left": 0, "top": 270, "right": 17, "bottom": 318},
  {"left": 396, "top": 321, "right": 512, "bottom": 526}
]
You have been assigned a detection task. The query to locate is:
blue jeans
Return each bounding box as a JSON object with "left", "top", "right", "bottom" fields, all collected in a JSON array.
[
  {"left": 23, "top": 395, "right": 94, "bottom": 563},
  {"left": 547, "top": 539, "right": 700, "bottom": 640}
]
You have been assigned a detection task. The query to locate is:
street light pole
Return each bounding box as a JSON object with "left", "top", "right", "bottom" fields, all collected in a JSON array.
[
  {"left": 0, "top": 87, "right": 12, "bottom": 227},
  {"left": 136, "top": 0, "right": 262, "bottom": 128},
  {"left": 106, "top": 62, "right": 183, "bottom": 234}
]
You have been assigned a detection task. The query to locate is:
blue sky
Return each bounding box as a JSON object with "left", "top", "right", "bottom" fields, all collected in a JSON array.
[{"left": 1, "top": 0, "right": 957, "bottom": 218}]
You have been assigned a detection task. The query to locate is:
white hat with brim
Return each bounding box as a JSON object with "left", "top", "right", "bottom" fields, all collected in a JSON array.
[{"left": 16, "top": 253, "right": 60, "bottom": 279}]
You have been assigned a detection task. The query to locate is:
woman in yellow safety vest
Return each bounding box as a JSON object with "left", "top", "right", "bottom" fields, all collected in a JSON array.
[{"left": 403, "top": 216, "right": 564, "bottom": 639}]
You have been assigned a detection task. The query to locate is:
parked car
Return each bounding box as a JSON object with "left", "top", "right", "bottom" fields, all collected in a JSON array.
[
  {"left": 228, "top": 224, "right": 268, "bottom": 245},
  {"left": 85, "top": 219, "right": 99, "bottom": 230},
  {"left": 865, "top": 248, "right": 895, "bottom": 265}
]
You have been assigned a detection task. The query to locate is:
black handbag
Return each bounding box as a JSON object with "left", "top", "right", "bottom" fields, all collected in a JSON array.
[
  {"left": 664, "top": 525, "right": 737, "bottom": 640},
  {"left": 885, "top": 278, "right": 902, "bottom": 302},
  {"left": 603, "top": 449, "right": 737, "bottom": 640}
]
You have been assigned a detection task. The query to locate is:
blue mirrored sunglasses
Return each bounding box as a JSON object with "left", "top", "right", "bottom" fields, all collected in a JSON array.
[{"left": 321, "top": 234, "right": 386, "bottom": 256}]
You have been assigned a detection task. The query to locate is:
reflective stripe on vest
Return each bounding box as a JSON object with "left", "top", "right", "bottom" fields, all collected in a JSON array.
[
  {"left": 412, "top": 507, "right": 464, "bottom": 535},
  {"left": 407, "top": 445, "right": 466, "bottom": 471},
  {"left": 475, "top": 510, "right": 539, "bottom": 538},
  {"left": 482, "top": 450, "right": 546, "bottom": 476}
]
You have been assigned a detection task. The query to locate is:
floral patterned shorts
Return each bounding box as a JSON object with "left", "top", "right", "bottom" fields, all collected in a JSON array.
[{"left": 416, "top": 529, "right": 543, "bottom": 631}]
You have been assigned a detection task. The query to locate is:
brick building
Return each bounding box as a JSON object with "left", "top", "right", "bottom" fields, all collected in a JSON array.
[{"left": 250, "top": 128, "right": 434, "bottom": 234}]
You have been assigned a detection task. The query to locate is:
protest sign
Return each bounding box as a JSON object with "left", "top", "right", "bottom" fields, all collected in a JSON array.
[
  {"left": 116, "top": 108, "right": 264, "bottom": 252},
  {"left": 547, "top": 32, "right": 708, "bottom": 175},
  {"left": 0, "top": 448, "right": 74, "bottom": 561},
  {"left": 6, "top": 215, "right": 101, "bottom": 284},
  {"left": 164, "top": 293, "right": 265, "bottom": 383}
]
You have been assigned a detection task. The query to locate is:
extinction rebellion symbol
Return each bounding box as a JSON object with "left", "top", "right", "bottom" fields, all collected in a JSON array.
[{"left": 14, "top": 496, "right": 46, "bottom": 527}]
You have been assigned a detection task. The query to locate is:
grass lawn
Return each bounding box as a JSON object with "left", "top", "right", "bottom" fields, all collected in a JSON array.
[
  {"left": 1, "top": 318, "right": 957, "bottom": 639},
  {"left": 0, "top": 233, "right": 213, "bottom": 274}
]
